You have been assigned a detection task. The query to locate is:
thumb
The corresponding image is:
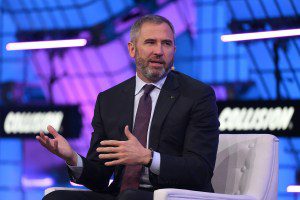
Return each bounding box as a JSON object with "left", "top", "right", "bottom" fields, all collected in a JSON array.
[
  {"left": 124, "top": 125, "right": 134, "bottom": 140},
  {"left": 47, "top": 125, "right": 59, "bottom": 138}
]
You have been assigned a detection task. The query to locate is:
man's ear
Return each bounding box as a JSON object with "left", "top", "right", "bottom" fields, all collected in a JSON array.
[{"left": 128, "top": 42, "right": 135, "bottom": 58}]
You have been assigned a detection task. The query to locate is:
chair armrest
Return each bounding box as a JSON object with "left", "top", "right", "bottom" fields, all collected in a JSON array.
[
  {"left": 44, "top": 187, "right": 90, "bottom": 196},
  {"left": 154, "top": 189, "right": 257, "bottom": 200}
]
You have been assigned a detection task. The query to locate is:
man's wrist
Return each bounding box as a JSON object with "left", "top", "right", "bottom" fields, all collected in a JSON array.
[
  {"left": 66, "top": 151, "right": 78, "bottom": 166},
  {"left": 143, "top": 148, "right": 153, "bottom": 167}
]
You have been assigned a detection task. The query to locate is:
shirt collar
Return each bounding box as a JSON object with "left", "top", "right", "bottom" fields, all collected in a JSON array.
[{"left": 135, "top": 73, "right": 167, "bottom": 95}]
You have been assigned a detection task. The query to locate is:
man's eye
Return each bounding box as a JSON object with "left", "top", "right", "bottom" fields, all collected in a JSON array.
[
  {"left": 145, "top": 41, "right": 155, "bottom": 44},
  {"left": 163, "top": 42, "right": 172, "bottom": 46}
]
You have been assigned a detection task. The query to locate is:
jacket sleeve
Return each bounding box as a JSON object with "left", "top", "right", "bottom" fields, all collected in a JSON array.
[
  {"left": 151, "top": 87, "right": 219, "bottom": 191},
  {"left": 68, "top": 93, "right": 114, "bottom": 192}
]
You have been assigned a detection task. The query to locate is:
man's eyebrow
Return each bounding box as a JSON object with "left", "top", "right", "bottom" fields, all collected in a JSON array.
[
  {"left": 143, "top": 38, "right": 174, "bottom": 43},
  {"left": 144, "top": 38, "right": 156, "bottom": 42},
  {"left": 162, "top": 39, "right": 173, "bottom": 43}
]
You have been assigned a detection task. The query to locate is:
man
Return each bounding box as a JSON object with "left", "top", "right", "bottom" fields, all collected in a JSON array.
[{"left": 38, "top": 15, "right": 219, "bottom": 200}]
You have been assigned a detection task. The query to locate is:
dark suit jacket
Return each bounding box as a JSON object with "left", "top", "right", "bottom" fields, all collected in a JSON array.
[{"left": 70, "top": 71, "right": 220, "bottom": 194}]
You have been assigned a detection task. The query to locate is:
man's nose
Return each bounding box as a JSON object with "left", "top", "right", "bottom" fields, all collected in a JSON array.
[{"left": 153, "top": 44, "right": 163, "bottom": 55}]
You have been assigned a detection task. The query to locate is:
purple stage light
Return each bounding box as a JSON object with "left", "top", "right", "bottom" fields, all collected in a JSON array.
[
  {"left": 157, "top": 0, "right": 196, "bottom": 37},
  {"left": 221, "top": 28, "right": 300, "bottom": 42},
  {"left": 212, "top": 86, "right": 227, "bottom": 100},
  {"left": 6, "top": 39, "right": 87, "bottom": 51}
]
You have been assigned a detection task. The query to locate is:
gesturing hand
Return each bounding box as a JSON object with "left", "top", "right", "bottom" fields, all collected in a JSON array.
[
  {"left": 36, "top": 125, "right": 77, "bottom": 166},
  {"left": 96, "top": 125, "right": 151, "bottom": 166}
]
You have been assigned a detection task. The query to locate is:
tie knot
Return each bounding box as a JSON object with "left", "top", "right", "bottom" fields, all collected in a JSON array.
[{"left": 143, "top": 84, "right": 155, "bottom": 95}]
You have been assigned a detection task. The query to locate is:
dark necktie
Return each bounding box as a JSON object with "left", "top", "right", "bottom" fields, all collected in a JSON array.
[{"left": 120, "top": 84, "right": 155, "bottom": 192}]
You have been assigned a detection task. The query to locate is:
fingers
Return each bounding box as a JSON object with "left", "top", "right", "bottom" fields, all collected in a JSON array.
[
  {"left": 44, "top": 134, "right": 51, "bottom": 146},
  {"left": 124, "top": 125, "right": 134, "bottom": 140},
  {"left": 36, "top": 131, "right": 46, "bottom": 144},
  {"left": 36, "top": 134, "right": 47, "bottom": 147},
  {"left": 36, "top": 131, "right": 55, "bottom": 150},
  {"left": 54, "top": 139, "right": 58, "bottom": 150},
  {"left": 97, "top": 145, "right": 124, "bottom": 165},
  {"left": 100, "top": 140, "right": 123, "bottom": 146},
  {"left": 47, "top": 125, "right": 59, "bottom": 138},
  {"left": 104, "top": 159, "right": 124, "bottom": 166},
  {"left": 96, "top": 126, "right": 137, "bottom": 166},
  {"left": 96, "top": 146, "right": 120, "bottom": 153},
  {"left": 36, "top": 134, "right": 51, "bottom": 150},
  {"left": 98, "top": 153, "right": 122, "bottom": 160},
  {"left": 39, "top": 131, "right": 46, "bottom": 140}
]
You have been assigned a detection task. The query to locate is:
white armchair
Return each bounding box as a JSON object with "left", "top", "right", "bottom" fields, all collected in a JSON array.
[
  {"left": 154, "top": 134, "right": 279, "bottom": 200},
  {"left": 45, "top": 134, "right": 279, "bottom": 200}
]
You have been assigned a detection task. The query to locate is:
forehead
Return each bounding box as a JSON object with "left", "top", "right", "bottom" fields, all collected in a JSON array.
[{"left": 138, "top": 22, "right": 174, "bottom": 41}]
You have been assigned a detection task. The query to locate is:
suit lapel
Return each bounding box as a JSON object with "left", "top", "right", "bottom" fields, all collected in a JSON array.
[
  {"left": 149, "top": 72, "right": 180, "bottom": 150},
  {"left": 119, "top": 77, "right": 136, "bottom": 140}
]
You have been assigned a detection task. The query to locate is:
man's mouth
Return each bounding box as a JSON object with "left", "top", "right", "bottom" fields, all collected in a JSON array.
[{"left": 148, "top": 60, "right": 165, "bottom": 65}]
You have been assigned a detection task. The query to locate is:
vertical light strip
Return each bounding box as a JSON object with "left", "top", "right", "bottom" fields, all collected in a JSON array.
[
  {"left": 221, "top": 28, "right": 300, "bottom": 42},
  {"left": 6, "top": 39, "right": 87, "bottom": 51}
]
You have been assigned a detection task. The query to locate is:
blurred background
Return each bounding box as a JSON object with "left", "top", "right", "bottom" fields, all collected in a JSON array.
[{"left": 0, "top": 0, "right": 300, "bottom": 199}]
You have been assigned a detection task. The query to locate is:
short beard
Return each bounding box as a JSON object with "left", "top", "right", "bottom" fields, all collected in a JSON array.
[{"left": 135, "top": 52, "right": 173, "bottom": 83}]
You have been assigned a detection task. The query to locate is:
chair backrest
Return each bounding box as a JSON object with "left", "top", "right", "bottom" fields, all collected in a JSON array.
[{"left": 212, "top": 134, "right": 278, "bottom": 200}]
